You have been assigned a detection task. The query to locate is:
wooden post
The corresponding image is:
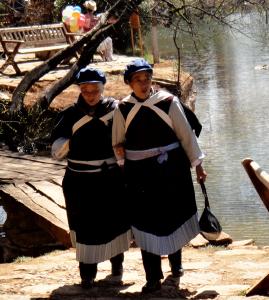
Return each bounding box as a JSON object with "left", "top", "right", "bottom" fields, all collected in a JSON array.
[
  {"left": 130, "top": 27, "right": 135, "bottom": 55},
  {"left": 138, "top": 27, "right": 144, "bottom": 57},
  {"left": 129, "top": 10, "right": 144, "bottom": 56},
  {"left": 151, "top": 3, "right": 160, "bottom": 63}
]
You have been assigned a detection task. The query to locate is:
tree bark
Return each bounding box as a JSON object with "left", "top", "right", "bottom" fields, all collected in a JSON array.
[{"left": 151, "top": 3, "right": 160, "bottom": 64}]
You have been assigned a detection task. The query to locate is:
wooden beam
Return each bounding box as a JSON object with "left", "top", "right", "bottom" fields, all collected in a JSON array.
[
  {"left": 246, "top": 273, "right": 269, "bottom": 296},
  {"left": 241, "top": 158, "right": 269, "bottom": 212},
  {"left": 0, "top": 149, "right": 65, "bottom": 183},
  {"left": 0, "top": 183, "right": 71, "bottom": 247},
  {"left": 242, "top": 158, "right": 269, "bottom": 296}
]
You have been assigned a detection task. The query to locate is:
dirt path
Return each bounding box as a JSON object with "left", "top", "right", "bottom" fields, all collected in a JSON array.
[
  {"left": 0, "top": 245, "right": 269, "bottom": 299},
  {"left": 1, "top": 54, "right": 268, "bottom": 300}
]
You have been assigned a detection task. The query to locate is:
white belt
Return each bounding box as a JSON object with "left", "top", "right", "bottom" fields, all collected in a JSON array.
[
  {"left": 68, "top": 157, "right": 116, "bottom": 166},
  {"left": 67, "top": 167, "right": 106, "bottom": 173},
  {"left": 125, "top": 142, "right": 179, "bottom": 162}
]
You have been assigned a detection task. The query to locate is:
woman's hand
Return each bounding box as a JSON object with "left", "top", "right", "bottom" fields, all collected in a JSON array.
[
  {"left": 113, "top": 144, "right": 125, "bottom": 168},
  {"left": 196, "top": 164, "right": 207, "bottom": 183},
  {"left": 114, "top": 144, "right": 125, "bottom": 159}
]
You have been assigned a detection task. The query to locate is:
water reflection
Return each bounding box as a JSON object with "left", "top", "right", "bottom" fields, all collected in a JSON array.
[{"left": 146, "top": 13, "right": 269, "bottom": 245}]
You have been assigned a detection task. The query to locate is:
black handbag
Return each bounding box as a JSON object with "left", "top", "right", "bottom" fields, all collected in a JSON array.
[{"left": 199, "top": 180, "right": 222, "bottom": 241}]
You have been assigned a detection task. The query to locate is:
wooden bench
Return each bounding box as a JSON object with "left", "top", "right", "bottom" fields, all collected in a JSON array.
[{"left": 0, "top": 23, "right": 77, "bottom": 75}]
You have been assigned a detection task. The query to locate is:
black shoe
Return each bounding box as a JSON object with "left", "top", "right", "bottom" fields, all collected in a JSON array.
[
  {"left": 104, "top": 266, "right": 123, "bottom": 284},
  {"left": 141, "top": 280, "right": 161, "bottom": 293},
  {"left": 172, "top": 268, "right": 184, "bottom": 277},
  {"left": 80, "top": 278, "right": 94, "bottom": 289},
  {"left": 103, "top": 274, "right": 123, "bottom": 285}
]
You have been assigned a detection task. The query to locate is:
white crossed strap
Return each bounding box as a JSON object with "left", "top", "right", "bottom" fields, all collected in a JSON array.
[
  {"left": 123, "top": 91, "right": 174, "bottom": 133},
  {"left": 72, "top": 110, "right": 114, "bottom": 135}
]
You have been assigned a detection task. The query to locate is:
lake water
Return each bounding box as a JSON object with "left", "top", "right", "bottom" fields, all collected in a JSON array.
[{"left": 145, "top": 12, "right": 269, "bottom": 245}]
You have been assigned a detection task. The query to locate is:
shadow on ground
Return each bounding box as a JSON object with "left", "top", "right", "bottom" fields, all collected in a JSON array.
[{"left": 30, "top": 282, "right": 201, "bottom": 299}]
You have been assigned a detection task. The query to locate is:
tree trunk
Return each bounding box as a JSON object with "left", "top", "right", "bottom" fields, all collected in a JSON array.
[{"left": 151, "top": 18, "right": 160, "bottom": 64}]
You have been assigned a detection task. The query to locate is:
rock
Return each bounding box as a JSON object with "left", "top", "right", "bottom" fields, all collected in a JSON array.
[
  {"left": 228, "top": 239, "right": 255, "bottom": 248},
  {"left": 207, "top": 231, "right": 233, "bottom": 246},
  {"left": 189, "top": 233, "right": 209, "bottom": 247},
  {"left": 254, "top": 64, "right": 268, "bottom": 70},
  {"left": 189, "top": 231, "right": 233, "bottom": 248}
]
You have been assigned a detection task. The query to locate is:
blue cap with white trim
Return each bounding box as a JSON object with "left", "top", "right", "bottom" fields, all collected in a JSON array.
[
  {"left": 123, "top": 58, "right": 153, "bottom": 83},
  {"left": 76, "top": 67, "right": 106, "bottom": 85}
]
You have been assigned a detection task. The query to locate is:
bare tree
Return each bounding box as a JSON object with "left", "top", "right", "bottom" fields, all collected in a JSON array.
[{"left": 140, "top": 0, "right": 269, "bottom": 96}]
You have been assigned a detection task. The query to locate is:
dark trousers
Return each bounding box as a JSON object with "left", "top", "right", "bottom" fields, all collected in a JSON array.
[
  {"left": 141, "top": 249, "right": 182, "bottom": 282},
  {"left": 79, "top": 252, "right": 124, "bottom": 280}
]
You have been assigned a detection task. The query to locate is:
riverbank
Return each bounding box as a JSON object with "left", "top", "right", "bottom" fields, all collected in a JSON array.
[
  {"left": 0, "top": 243, "right": 269, "bottom": 300},
  {"left": 0, "top": 53, "right": 194, "bottom": 155},
  {"left": 0, "top": 53, "right": 193, "bottom": 110}
]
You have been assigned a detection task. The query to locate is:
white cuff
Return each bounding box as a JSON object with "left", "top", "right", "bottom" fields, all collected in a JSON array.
[
  {"left": 51, "top": 137, "right": 70, "bottom": 160},
  {"left": 191, "top": 153, "right": 206, "bottom": 168}
]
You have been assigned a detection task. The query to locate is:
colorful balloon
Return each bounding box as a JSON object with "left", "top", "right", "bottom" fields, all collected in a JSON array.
[
  {"left": 78, "top": 14, "right": 86, "bottom": 27},
  {"left": 63, "top": 16, "right": 70, "bottom": 25},
  {"left": 63, "top": 6, "right": 74, "bottom": 17},
  {"left": 72, "top": 11, "right": 80, "bottom": 19},
  {"left": 70, "top": 16, "right": 78, "bottom": 27},
  {"left": 65, "top": 5, "right": 74, "bottom": 11},
  {"left": 70, "top": 24, "right": 79, "bottom": 32},
  {"left": 73, "top": 5, "right": 82, "bottom": 13}
]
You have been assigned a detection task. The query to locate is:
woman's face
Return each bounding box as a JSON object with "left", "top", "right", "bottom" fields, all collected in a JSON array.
[
  {"left": 79, "top": 82, "right": 103, "bottom": 106},
  {"left": 129, "top": 71, "right": 152, "bottom": 100}
]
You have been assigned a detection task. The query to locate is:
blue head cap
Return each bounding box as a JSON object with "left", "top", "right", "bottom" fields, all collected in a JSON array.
[
  {"left": 76, "top": 67, "right": 106, "bottom": 85},
  {"left": 123, "top": 58, "right": 153, "bottom": 83}
]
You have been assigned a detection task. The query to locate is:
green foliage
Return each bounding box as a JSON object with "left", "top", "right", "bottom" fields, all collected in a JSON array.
[
  {"left": 0, "top": 98, "right": 57, "bottom": 154},
  {"left": 14, "top": 256, "right": 33, "bottom": 263},
  {"left": 143, "top": 50, "right": 153, "bottom": 64},
  {"left": 0, "top": 2, "right": 6, "bottom": 12}
]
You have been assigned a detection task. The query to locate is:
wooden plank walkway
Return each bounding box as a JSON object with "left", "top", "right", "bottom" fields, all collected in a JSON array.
[
  {"left": 0, "top": 149, "right": 71, "bottom": 247},
  {"left": 0, "top": 149, "right": 65, "bottom": 183}
]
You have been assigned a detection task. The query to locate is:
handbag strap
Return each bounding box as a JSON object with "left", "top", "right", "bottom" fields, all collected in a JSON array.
[{"left": 199, "top": 180, "right": 210, "bottom": 208}]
